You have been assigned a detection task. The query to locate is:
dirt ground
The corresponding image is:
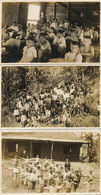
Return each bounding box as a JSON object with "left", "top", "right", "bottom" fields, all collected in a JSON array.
[
  {"left": 2, "top": 159, "right": 100, "bottom": 193},
  {"left": 1, "top": 113, "right": 100, "bottom": 127}
]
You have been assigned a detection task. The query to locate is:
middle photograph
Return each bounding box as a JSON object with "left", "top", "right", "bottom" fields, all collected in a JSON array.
[{"left": 1, "top": 66, "right": 100, "bottom": 128}]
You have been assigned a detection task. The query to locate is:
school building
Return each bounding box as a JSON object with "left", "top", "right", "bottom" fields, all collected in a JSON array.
[
  {"left": 2, "top": 132, "right": 89, "bottom": 161},
  {"left": 2, "top": 2, "right": 100, "bottom": 28}
]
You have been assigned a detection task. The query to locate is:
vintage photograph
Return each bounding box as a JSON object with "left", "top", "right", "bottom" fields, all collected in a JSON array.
[
  {"left": 2, "top": 131, "right": 100, "bottom": 193},
  {"left": 1, "top": 66, "right": 100, "bottom": 128},
  {"left": 1, "top": 2, "right": 100, "bottom": 63}
]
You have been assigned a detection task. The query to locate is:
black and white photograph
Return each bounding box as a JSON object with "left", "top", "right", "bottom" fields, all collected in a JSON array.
[
  {"left": 1, "top": 66, "right": 100, "bottom": 128},
  {"left": 1, "top": 2, "right": 100, "bottom": 63},
  {"left": 2, "top": 131, "right": 100, "bottom": 193}
]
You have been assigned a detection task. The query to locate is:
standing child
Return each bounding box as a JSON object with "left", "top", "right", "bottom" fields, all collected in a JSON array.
[
  {"left": 13, "top": 106, "right": 20, "bottom": 122},
  {"left": 83, "top": 170, "right": 95, "bottom": 192},
  {"left": 21, "top": 110, "right": 27, "bottom": 127}
]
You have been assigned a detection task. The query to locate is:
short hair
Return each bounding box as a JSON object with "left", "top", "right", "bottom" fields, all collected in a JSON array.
[
  {"left": 58, "top": 29, "right": 64, "bottom": 34},
  {"left": 84, "top": 36, "right": 91, "bottom": 40},
  {"left": 40, "top": 32, "right": 46, "bottom": 37},
  {"left": 13, "top": 21, "right": 16, "bottom": 24},
  {"left": 26, "top": 36, "right": 35, "bottom": 42},
  {"left": 50, "top": 27, "right": 55, "bottom": 31},
  {"left": 71, "top": 41, "right": 79, "bottom": 46}
]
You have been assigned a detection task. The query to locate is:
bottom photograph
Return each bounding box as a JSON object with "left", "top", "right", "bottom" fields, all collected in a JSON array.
[{"left": 2, "top": 131, "right": 100, "bottom": 193}]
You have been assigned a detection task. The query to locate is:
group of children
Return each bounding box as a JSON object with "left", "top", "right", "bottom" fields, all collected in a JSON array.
[
  {"left": 2, "top": 18, "right": 99, "bottom": 62},
  {"left": 8, "top": 156, "right": 96, "bottom": 193},
  {"left": 13, "top": 76, "right": 97, "bottom": 127}
]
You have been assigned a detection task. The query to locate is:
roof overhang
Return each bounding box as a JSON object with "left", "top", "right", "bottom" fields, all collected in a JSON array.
[{"left": 2, "top": 136, "right": 89, "bottom": 144}]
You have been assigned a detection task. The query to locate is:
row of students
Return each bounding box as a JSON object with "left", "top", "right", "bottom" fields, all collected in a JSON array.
[
  {"left": 8, "top": 156, "right": 96, "bottom": 193},
  {"left": 2, "top": 18, "right": 98, "bottom": 62}
]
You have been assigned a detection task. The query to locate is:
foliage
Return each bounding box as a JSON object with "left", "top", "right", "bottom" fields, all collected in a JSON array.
[
  {"left": 2, "top": 66, "right": 100, "bottom": 113},
  {"left": 80, "top": 133, "right": 100, "bottom": 164}
]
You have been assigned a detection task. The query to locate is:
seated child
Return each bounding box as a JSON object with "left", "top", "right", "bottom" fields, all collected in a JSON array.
[
  {"left": 64, "top": 19, "right": 70, "bottom": 29},
  {"left": 50, "top": 19, "right": 58, "bottom": 30},
  {"left": 59, "top": 20, "right": 64, "bottom": 28},
  {"left": 80, "top": 36, "right": 94, "bottom": 62},
  {"left": 64, "top": 41, "right": 82, "bottom": 62},
  {"left": 84, "top": 27, "right": 93, "bottom": 40},
  {"left": 47, "top": 27, "right": 56, "bottom": 43},
  {"left": 8, "top": 21, "right": 19, "bottom": 32},
  {"left": 37, "top": 33, "right": 52, "bottom": 62},
  {"left": 52, "top": 30, "right": 66, "bottom": 57},
  {"left": 19, "top": 36, "right": 37, "bottom": 63}
]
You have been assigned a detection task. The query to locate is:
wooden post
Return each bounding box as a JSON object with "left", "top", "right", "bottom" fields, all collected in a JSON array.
[
  {"left": 51, "top": 142, "right": 54, "bottom": 160},
  {"left": 66, "top": 3, "right": 69, "bottom": 18},
  {"left": 3, "top": 140, "right": 6, "bottom": 160},
  {"left": 30, "top": 141, "right": 33, "bottom": 158},
  {"left": 54, "top": 3, "right": 56, "bottom": 19}
]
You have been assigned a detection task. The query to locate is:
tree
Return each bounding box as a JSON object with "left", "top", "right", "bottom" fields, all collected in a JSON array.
[{"left": 80, "top": 133, "right": 100, "bottom": 164}]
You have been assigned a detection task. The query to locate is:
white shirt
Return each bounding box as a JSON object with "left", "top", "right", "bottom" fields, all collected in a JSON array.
[
  {"left": 65, "top": 52, "right": 82, "bottom": 62},
  {"left": 53, "top": 36, "right": 66, "bottom": 48},
  {"left": 21, "top": 46, "right": 37, "bottom": 63}
]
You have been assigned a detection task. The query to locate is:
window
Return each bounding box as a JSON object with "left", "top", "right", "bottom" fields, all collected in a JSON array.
[
  {"left": 8, "top": 142, "right": 18, "bottom": 152},
  {"left": 63, "top": 145, "right": 72, "bottom": 154},
  {"left": 27, "top": 4, "right": 41, "bottom": 25}
]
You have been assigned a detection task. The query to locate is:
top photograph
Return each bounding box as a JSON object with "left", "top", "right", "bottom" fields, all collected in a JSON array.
[{"left": 1, "top": 2, "right": 100, "bottom": 63}]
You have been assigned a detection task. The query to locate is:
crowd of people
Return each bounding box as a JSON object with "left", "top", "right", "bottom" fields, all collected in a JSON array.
[
  {"left": 13, "top": 76, "right": 99, "bottom": 127},
  {"left": 2, "top": 18, "right": 99, "bottom": 63},
  {"left": 8, "top": 156, "right": 95, "bottom": 193}
]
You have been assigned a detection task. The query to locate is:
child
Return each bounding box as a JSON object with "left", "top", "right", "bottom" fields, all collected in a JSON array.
[
  {"left": 80, "top": 36, "right": 94, "bottom": 62},
  {"left": 50, "top": 19, "right": 58, "bottom": 30},
  {"left": 21, "top": 110, "right": 27, "bottom": 127},
  {"left": 47, "top": 27, "right": 56, "bottom": 39},
  {"left": 83, "top": 170, "right": 95, "bottom": 192},
  {"left": 65, "top": 159, "right": 71, "bottom": 172},
  {"left": 19, "top": 36, "right": 37, "bottom": 63},
  {"left": 13, "top": 106, "right": 20, "bottom": 122},
  {"left": 8, "top": 163, "right": 20, "bottom": 188},
  {"left": 64, "top": 19, "right": 70, "bottom": 29},
  {"left": 64, "top": 41, "right": 82, "bottom": 62},
  {"left": 53, "top": 30, "right": 66, "bottom": 57},
  {"left": 37, "top": 33, "right": 52, "bottom": 62}
]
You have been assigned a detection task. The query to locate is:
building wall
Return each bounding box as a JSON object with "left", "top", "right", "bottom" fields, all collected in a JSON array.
[
  {"left": 2, "top": 140, "right": 30, "bottom": 158},
  {"left": 18, "top": 140, "right": 30, "bottom": 157},
  {"left": 45, "top": 3, "right": 55, "bottom": 22},
  {"left": 56, "top": 4, "right": 68, "bottom": 21},
  {"left": 68, "top": 2, "right": 100, "bottom": 26},
  {"left": 2, "top": 2, "right": 99, "bottom": 28},
  {"left": 41, "top": 142, "right": 52, "bottom": 159},
  {"left": 2, "top": 140, "right": 82, "bottom": 162},
  {"left": 18, "top": 3, "right": 28, "bottom": 30},
  {"left": 2, "top": 3, "right": 20, "bottom": 27},
  {"left": 53, "top": 143, "right": 63, "bottom": 160}
]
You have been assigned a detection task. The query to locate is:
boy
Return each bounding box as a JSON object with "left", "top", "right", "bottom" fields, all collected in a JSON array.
[
  {"left": 64, "top": 41, "right": 82, "bottom": 62},
  {"left": 37, "top": 33, "right": 51, "bottom": 62},
  {"left": 83, "top": 170, "right": 96, "bottom": 192},
  {"left": 64, "top": 19, "right": 70, "bottom": 29},
  {"left": 53, "top": 30, "right": 66, "bottom": 57},
  {"left": 80, "top": 36, "right": 94, "bottom": 62},
  {"left": 50, "top": 19, "right": 58, "bottom": 30},
  {"left": 13, "top": 106, "right": 20, "bottom": 122},
  {"left": 19, "top": 36, "right": 37, "bottom": 63},
  {"left": 21, "top": 110, "right": 27, "bottom": 127}
]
